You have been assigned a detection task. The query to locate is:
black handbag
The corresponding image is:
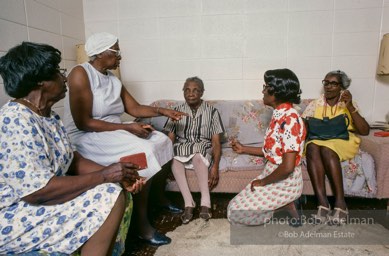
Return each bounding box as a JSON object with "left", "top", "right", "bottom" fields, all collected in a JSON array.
[{"left": 306, "top": 114, "right": 350, "bottom": 140}]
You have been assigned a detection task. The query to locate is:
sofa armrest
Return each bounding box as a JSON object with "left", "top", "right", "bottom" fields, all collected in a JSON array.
[{"left": 360, "top": 131, "right": 389, "bottom": 198}]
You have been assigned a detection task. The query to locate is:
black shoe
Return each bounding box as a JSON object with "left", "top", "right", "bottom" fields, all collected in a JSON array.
[
  {"left": 138, "top": 231, "right": 171, "bottom": 246},
  {"left": 159, "top": 203, "right": 183, "bottom": 214},
  {"left": 288, "top": 216, "right": 303, "bottom": 227}
]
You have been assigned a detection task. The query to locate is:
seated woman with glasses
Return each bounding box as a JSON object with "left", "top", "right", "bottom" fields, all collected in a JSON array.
[
  {"left": 64, "top": 32, "right": 186, "bottom": 246},
  {"left": 301, "top": 70, "right": 369, "bottom": 225}
]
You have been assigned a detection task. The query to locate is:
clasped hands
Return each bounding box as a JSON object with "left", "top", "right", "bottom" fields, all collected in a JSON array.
[
  {"left": 101, "top": 162, "right": 146, "bottom": 194},
  {"left": 126, "top": 123, "right": 155, "bottom": 139}
]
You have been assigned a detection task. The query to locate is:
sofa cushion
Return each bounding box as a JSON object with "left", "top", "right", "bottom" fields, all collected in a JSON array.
[
  {"left": 137, "top": 99, "right": 377, "bottom": 198},
  {"left": 137, "top": 99, "right": 313, "bottom": 172},
  {"left": 219, "top": 147, "right": 265, "bottom": 172},
  {"left": 137, "top": 100, "right": 271, "bottom": 172}
]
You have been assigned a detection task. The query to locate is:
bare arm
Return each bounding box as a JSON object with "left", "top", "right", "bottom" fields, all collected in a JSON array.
[
  {"left": 231, "top": 140, "right": 264, "bottom": 157},
  {"left": 68, "top": 66, "right": 131, "bottom": 132},
  {"left": 121, "top": 87, "right": 186, "bottom": 120},
  {"left": 208, "top": 133, "right": 222, "bottom": 190},
  {"left": 68, "top": 151, "right": 104, "bottom": 175},
  {"left": 168, "top": 131, "right": 176, "bottom": 143},
  {"left": 67, "top": 66, "right": 154, "bottom": 138},
  {"left": 22, "top": 153, "right": 141, "bottom": 205},
  {"left": 340, "top": 90, "right": 370, "bottom": 135},
  {"left": 349, "top": 110, "right": 370, "bottom": 135},
  {"left": 250, "top": 152, "right": 297, "bottom": 191}
]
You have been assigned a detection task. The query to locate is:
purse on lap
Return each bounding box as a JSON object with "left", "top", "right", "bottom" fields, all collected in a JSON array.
[{"left": 306, "top": 114, "right": 350, "bottom": 141}]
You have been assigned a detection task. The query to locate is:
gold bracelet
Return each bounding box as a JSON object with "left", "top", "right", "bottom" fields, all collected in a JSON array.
[
  {"left": 351, "top": 108, "right": 358, "bottom": 114},
  {"left": 156, "top": 107, "right": 160, "bottom": 115}
]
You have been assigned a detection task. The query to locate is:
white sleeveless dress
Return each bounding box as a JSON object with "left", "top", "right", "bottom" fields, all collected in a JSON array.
[{"left": 63, "top": 62, "right": 173, "bottom": 178}]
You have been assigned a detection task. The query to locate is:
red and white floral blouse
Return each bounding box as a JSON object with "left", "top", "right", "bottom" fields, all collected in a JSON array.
[{"left": 263, "top": 103, "right": 306, "bottom": 166}]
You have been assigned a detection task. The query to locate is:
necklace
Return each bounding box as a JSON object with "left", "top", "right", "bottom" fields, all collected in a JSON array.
[
  {"left": 20, "top": 98, "right": 43, "bottom": 116},
  {"left": 323, "top": 95, "right": 339, "bottom": 117}
]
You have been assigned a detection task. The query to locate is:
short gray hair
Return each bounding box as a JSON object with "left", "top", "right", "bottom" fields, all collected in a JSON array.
[
  {"left": 183, "top": 76, "right": 204, "bottom": 91},
  {"left": 325, "top": 70, "right": 351, "bottom": 89}
]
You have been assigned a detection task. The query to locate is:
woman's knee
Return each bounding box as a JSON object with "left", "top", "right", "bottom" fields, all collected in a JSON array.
[
  {"left": 306, "top": 144, "right": 320, "bottom": 160},
  {"left": 171, "top": 159, "right": 184, "bottom": 170},
  {"left": 116, "top": 191, "right": 126, "bottom": 212},
  {"left": 192, "top": 153, "right": 205, "bottom": 166},
  {"left": 320, "top": 146, "right": 340, "bottom": 161}
]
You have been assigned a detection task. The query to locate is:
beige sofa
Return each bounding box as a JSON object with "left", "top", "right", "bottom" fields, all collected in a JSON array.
[{"left": 138, "top": 99, "right": 387, "bottom": 206}]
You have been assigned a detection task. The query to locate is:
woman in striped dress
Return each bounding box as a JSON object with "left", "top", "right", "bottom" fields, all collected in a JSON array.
[{"left": 164, "top": 77, "right": 225, "bottom": 224}]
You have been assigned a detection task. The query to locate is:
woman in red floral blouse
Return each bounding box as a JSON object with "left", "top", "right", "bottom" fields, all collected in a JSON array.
[{"left": 227, "top": 68, "right": 306, "bottom": 227}]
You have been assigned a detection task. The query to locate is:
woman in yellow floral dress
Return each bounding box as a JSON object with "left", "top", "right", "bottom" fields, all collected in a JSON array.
[{"left": 302, "top": 70, "right": 369, "bottom": 224}]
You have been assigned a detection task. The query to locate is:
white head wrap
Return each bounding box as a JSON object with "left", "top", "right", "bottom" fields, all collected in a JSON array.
[{"left": 85, "top": 32, "right": 118, "bottom": 57}]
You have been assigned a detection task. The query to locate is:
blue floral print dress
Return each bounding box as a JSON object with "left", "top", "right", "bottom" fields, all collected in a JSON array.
[{"left": 0, "top": 102, "right": 123, "bottom": 255}]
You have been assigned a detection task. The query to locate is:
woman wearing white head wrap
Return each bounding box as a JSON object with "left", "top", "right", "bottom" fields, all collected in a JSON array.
[
  {"left": 85, "top": 32, "right": 118, "bottom": 57},
  {"left": 64, "top": 32, "right": 186, "bottom": 246}
]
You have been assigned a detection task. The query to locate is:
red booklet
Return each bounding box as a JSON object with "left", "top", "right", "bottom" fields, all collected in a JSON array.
[
  {"left": 120, "top": 152, "right": 148, "bottom": 169},
  {"left": 374, "top": 131, "right": 389, "bottom": 137}
]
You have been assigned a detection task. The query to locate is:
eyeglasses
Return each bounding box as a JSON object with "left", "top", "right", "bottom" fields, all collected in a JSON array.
[
  {"left": 107, "top": 48, "right": 121, "bottom": 57},
  {"left": 183, "top": 88, "right": 203, "bottom": 95},
  {"left": 322, "top": 80, "right": 341, "bottom": 87},
  {"left": 58, "top": 68, "right": 67, "bottom": 77}
]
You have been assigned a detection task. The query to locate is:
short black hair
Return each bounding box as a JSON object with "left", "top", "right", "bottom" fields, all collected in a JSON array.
[
  {"left": 263, "top": 68, "right": 301, "bottom": 104},
  {"left": 0, "top": 42, "right": 61, "bottom": 98}
]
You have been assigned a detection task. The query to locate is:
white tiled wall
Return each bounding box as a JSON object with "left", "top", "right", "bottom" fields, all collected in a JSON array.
[
  {"left": 1, "top": 1, "right": 389, "bottom": 123},
  {"left": 81, "top": 0, "right": 389, "bottom": 123},
  {"left": 0, "top": 0, "right": 85, "bottom": 114}
]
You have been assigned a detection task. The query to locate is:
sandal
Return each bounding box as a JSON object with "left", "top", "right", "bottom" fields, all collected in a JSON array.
[
  {"left": 311, "top": 205, "right": 331, "bottom": 224},
  {"left": 199, "top": 206, "right": 212, "bottom": 221},
  {"left": 181, "top": 207, "right": 194, "bottom": 224},
  {"left": 328, "top": 207, "right": 348, "bottom": 226}
]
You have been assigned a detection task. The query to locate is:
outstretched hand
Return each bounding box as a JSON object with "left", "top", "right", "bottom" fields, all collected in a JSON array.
[
  {"left": 160, "top": 108, "right": 188, "bottom": 121},
  {"left": 231, "top": 139, "right": 244, "bottom": 154}
]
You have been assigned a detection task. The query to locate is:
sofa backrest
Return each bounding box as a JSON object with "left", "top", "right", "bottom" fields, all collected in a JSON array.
[{"left": 137, "top": 99, "right": 313, "bottom": 147}]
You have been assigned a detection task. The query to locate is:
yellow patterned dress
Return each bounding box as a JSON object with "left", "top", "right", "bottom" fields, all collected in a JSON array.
[{"left": 302, "top": 95, "right": 361, "bottom": 161}]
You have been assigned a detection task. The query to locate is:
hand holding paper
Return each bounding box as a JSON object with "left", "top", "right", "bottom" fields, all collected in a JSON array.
[
  {"left": 120, "top": 152, "right": 148, "bottom": 169},
  {"left": 119, "top": 152, "right": 158, "bottom": 185}
]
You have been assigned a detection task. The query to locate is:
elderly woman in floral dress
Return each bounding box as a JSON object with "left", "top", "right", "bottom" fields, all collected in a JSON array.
[{"left": 0, "top": 42, "right": 144, "bottom": 255}]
